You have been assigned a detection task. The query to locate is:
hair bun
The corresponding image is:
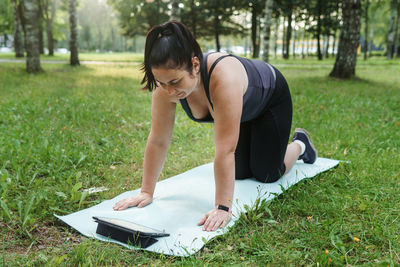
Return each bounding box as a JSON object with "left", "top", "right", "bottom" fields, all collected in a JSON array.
[{"left": 161, "top": 28, "right": 173, "bottom": 37}]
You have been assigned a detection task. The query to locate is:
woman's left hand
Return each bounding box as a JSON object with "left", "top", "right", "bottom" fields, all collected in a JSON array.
[{"left": 197, "top": 208, "right": 232, "bottom": 232}]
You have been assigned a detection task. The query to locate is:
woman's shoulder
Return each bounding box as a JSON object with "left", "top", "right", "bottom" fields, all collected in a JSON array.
[{"left": 205, "top": 52, "right": 248, "bottom": 95}]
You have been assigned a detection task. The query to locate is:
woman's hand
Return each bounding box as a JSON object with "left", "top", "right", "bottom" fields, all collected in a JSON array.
[
  {"left": 113, "top": 192, "right": 153, "bottom": 211},
  {"left": 197, "top": 207, "right": 232, "bottom": 232}
]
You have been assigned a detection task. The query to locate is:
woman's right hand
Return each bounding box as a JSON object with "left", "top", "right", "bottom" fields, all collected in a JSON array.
[{"left": 113, "top": 192, "right": 153, "bottom": 211}]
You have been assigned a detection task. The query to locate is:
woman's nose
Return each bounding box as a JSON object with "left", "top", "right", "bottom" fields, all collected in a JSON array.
[{"left": 165, "top": 85, "right": 175, "bottom": 95}]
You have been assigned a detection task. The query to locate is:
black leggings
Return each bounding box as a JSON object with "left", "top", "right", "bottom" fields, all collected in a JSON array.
[{"left": 235, "top": 68, "right": 293, "bottom": 183}]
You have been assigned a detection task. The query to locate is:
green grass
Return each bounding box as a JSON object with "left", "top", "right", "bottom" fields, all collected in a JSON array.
[{"left": 0, "top": 56, "right": 399, "bottom": 266}]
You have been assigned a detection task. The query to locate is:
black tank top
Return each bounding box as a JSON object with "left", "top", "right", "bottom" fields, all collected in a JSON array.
[{"left": 179, "top": 53, "right": 276, "bottom": 123}]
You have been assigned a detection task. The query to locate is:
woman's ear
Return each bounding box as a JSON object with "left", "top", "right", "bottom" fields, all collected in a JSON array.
[{"left": 192, "top": 57, "right": 200, "bottom": 74}]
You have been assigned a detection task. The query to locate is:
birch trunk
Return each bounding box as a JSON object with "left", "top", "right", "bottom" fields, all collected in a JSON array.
[
  {"left": 262, "top": 0, "right": 274, "bottom": 62},
  {"left": 386, "top": 0, "right": 398, "bottom": 59},
  {"left": 68, "top": 0, "right": 80, "bottom": 65},
  {"left": 292, "top": 22, "right": 296, "bottom": 59},
  {"left": 44, "top": 0, "right": 56, "bottom": 56},
  {"left": 23, "top": 0, "right": 41, "bottom": 73},
  {"left": 283, "top": 12, "right": 292, "bottom": 59},
  {"left": 12, "top": 0, "right": 24, "bottom": 57},
  {"left": 330, "top": 0, "right": 362, "bottom": 79},
  {"left": 273, "top": 17, "right": 279, "bottom": 59},
  {"left": 38, "top": 0, "right": 44, "bottom": 54},
  {"left": 364, "top": 0, "right": 369, "bottom": 60}
]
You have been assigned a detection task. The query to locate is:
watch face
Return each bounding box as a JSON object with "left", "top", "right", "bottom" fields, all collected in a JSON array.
[{"left": 95, "top": 217, "right": 162, "bottom": 234}]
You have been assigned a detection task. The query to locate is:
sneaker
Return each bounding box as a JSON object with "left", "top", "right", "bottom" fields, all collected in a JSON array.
[{"left": 292, "top": 128, "right": 318, "bottom": 164}]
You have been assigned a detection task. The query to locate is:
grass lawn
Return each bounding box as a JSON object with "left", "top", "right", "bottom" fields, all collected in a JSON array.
[{"left": 0, "top": 57, "right": 399, "bottom": 266}]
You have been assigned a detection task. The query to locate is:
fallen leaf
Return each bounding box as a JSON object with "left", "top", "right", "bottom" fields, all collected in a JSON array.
[
  {"left": 227, "top": 245, "right": 233, "bottom": 251},
  {"left": 344, "top": 148, "right": 348, "bottom": 155},
  {"left": 110, "top": 165, "right": 116, "bottom": 170},
  {"left": 353, "top": 237, "right": 360, "bottom": 242}
]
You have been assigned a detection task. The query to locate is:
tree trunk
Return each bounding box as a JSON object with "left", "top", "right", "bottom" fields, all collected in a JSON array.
[
  {"left": 46, "top": 19, "right": 54, "bottom": 55},
  {"left": 330, "top": 0, "right": 361, "bottom": 79},
  {"left": 214, "top": 15, "right": 221, "bottom": 52},
  {"left": 273, "top": 17, "right": 279, "bottom": 59},
  {"left": 12, "top": 0, "right": 24, "bottom": 57},
  {"left": 316, "top": 0, "right": 322, "bottom": 60},
  {"left": 263, "top": 0, "right": 274, "bottom": 62},
  {"left": 37, "top": 0, "right": 44, "bottom": 54},
  {"left": 171, "top": 0, "right": 179, "bottom": 20},
  {"left": 281, "top": 16, "right": 286, "bottom": 57},
  {"left": 324, "top": 35, "right": 330, "bottom": 58},
  {"left": 283, "top": 12, "right": 292, "bottom": 59},
  {"left": 368, "top": 25, "right": 373, "bottom": 57},
  {"left": 68, "top": 0, "right": 80, "bottom": 65},
  {"left": 394, "top": 2, "right": 400, "bottom": 57},
  {"left": 301, "top": 28, "right": 305, "bottom": 59},
  {"left": 332, "top": 30, "right": 337, "bottom": 57},
  {"left": 386, "top": 0, "right": 399, "bottom": 59},
  {"left": 363, "top": 0, "right": 369, "bottom": 60},
  {"left": 292, "top": 20, "right": 296, "bottom": 59},
  {"left": 190, "top": 0, "right": 197, "bottom": 38},
  {"left": 251, "top": 5, "right": 260, "bottom": 58},
  {"left": 44, "top": 0, "right": 56, "bottom": 56},
  {"left": 23, "top": 0, "right": 41, "bottom": 73}
]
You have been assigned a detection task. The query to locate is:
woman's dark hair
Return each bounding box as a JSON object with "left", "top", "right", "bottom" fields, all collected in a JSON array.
[{"left": 141, "top": 21, "right": 203, "bottom": 91}]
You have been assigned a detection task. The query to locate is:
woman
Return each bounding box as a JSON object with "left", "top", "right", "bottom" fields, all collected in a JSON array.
[{"left": 113, "top": 21, "right": 317, "bottom": 232}]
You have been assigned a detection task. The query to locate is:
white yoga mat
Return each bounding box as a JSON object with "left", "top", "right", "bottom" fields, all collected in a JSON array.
[{"left": 55, "top": 157, "right": 339, "bottom": 256}]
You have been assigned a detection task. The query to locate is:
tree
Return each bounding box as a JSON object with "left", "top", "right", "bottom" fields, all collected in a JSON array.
[
  {"left": 12, "top": 0, "right": 24, "bottom": 57},
  {"left": 204, "top": 0, "right": 243, "bottom": 51},
  {"left": 37, "top": 0, "right": 44, "bottom": 54},
  {"left": 41, "top": 0, "right": 57, "bottom": 55},
  {"left": 68, "top": 0, "right": 79, "bottom": 65},
  {"left": 305, "top": 0, "right": 340, "bottom": 60},
  {"left": 386, "top": 0, "right": 399, "bottom": 59},
  {"left": 109, "top": 0, "right": 169, "bottom": 37},
  {"left": 363, "top": 0, "right": 369, "bottom": 60},
  {"left": 181, "top": 0, "right": 243, "bottom": 52},
  {"left": 276, "top": 0, "right": 294, "bottom": 59},
  {"left": 0, "top": 0, "right": 14, "bottom": 47},
  {"left": 23, "top": 0, "right": 42, "bottom": 73},
  {"left": 263, "top": 0, "right": 274, "bottom": 62},
  {"left": 171, "top": 0, "right": 179, "bottom": 20},
  {"left": 330, "top": 0, "right": 361, "bottom": 79}
]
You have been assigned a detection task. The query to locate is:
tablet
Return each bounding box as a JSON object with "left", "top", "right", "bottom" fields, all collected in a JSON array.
[{"left": 93, "top": 216, "right": 169, "bottom": 248}]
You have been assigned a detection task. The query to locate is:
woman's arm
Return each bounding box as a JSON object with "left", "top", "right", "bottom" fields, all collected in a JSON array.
[
  {"left": 141, "top": 89, "right": 177, "bottom": 195},
  {"left": 113, "top": 88, "right": 176, "bottom": 210},
  {"left": 198, "top": 56, "right": 247, "bottom": 231}
]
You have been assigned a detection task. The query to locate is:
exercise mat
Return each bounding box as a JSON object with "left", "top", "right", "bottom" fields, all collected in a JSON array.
[{"left": 55, "top": 157, "right": 339, "bottom": 256}]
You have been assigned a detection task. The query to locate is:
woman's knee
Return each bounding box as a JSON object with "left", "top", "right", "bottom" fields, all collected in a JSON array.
[{"left": 253, "top": 164, "right": 286, "bottom": 183}]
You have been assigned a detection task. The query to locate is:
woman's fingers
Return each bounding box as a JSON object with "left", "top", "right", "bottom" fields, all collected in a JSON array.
[
  {"left": 113, "top": 197, "right": 139, "bottom": 210},
  {"left": 197, "top": 214, "right": 208, "bottom": 226},
  {"left": 113, "top": 193, "right": 153, "bottom": 211},
  {"left": 137, "top": 197, "right": 152, "bottom": 208},
  {"left": 201, "top": 209, "right": 232, "bottom": 231}
]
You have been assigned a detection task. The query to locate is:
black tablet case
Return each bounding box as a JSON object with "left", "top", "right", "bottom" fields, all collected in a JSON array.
[{"left": 93, "top": 216, "right": 169, "bottom": 248}]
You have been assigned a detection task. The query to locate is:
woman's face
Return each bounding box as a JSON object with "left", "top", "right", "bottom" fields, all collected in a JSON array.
[{"left": 152, "top": 57, "right": 200, "bottom": 99}]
